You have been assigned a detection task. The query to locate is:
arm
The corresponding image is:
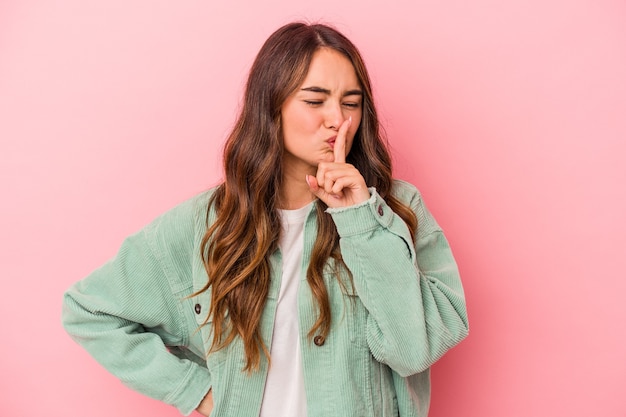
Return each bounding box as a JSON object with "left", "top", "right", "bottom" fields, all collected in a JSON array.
[
  {"left": 61, "top": 198, "right": 212, "bottom": 415},
  {"left": 327, "top": 185, "right": 469, "bottom": 377}
]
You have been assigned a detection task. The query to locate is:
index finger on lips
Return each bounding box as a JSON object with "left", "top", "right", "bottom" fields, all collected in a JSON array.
[{"left": 333, "top": 116, "right": 351, "bottom": 164}]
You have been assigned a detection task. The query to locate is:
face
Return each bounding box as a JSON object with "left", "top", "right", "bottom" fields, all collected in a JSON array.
[{"left": 280, "top": 48, "right": 363, "bottom": 176}]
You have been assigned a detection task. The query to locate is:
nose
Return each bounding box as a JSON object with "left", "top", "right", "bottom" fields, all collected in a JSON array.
[{"left": 323, "top": 101, "right": 345, "bottom": 130}]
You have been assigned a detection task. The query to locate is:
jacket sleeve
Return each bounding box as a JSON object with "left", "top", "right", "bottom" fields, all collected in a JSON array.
[
  {"left": 61, "top": 198, "right": 212, "bottom": 415},
  {"left": 327, "top": 184, "right": 468, "bottom": 377}
]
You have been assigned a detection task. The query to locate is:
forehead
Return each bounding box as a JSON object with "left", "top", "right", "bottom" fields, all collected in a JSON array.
[{"left": 300, "top": 48, "right": 360, "bottom": 88}]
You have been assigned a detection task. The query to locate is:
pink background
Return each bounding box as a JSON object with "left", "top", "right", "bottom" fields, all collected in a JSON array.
[{"left": 2, "top": 0, "right": 625, "bottom": 416}]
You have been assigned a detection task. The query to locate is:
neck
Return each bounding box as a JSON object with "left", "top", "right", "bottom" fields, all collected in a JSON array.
[{"left": 279, "top": 162, "right": 316, "bottom": 210}]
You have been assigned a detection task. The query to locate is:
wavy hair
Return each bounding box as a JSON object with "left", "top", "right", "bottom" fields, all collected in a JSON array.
[{"left": 195, "top": 22, "right": 417, "bottom": 372}]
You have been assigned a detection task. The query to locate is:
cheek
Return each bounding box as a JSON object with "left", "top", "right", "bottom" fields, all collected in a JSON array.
[
  {"left": 346, "top": 116, "right": 363, "bottom": 154},
  {"left": 346, "top": 135, "right": 355, "bottom": 155},
  {"left": 300, "top": 111, "right": 323, "bottom": 134},
  {"left": 284, "top": 108, "right": 319, "bottom": 137},
  {"left": 351, "top": 111, "right": 363, "bottom": 132},
  {"left": 351, "top": 116, "right": 363, "bottom": 137}
]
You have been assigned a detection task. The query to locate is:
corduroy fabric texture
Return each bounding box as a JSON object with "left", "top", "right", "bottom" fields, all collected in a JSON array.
[{"left": 62, "top": 179, "right": 468, "bottom": 416}]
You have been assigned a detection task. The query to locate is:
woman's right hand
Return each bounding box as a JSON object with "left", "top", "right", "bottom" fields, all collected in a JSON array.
[{"left": 196, "top": 389, "right": 213, "bottom": 416}]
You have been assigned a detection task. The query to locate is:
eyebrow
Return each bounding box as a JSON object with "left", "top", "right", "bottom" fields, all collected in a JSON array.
[{"left": 301, "top": 86, "right": 363, "bottom": 97}]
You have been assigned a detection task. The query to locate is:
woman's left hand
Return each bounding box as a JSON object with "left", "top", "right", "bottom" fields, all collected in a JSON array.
[
  {"left": 306, "top": 118, "right": 370, "bottom": 208},
  {"left": 196, "top": 389, "right": 213, "bottom": 416}
]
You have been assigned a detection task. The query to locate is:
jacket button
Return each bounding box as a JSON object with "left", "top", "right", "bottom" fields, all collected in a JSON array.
[
  {"left": 194, "top": 304, "right": 202, "bottom": 314},
  {"left": 377, "top": 205, "right": 384, "bottom": 216},
  {"left": 313, "top": 335, "right": 325, "bottom": 346}
]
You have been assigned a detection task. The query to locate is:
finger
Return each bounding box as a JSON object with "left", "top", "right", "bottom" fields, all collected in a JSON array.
[
  {"left": 306, "top": 174, "right": 318, "bottom": 192},
  {"left": 306, "top": 175, "right": 343, "bottom": 207},
  {"left": 307, "top": 174, "right": 336, "bottom": 201},
  {"left": 316, "top": 162, "right": 341, "bottom": 192},
  {"left": 331, "top": 177, "right": 349, "bottom": 195},
  {"left": 333, "top": 116, "right": 351, "bottom": 164},
  {"left": 315, "top": 163, "right": 327, "bottom": 190},
  {"left": 331, "top": 173, "right": 363, "bottom": 196},
  {"left": 306, "top": 174, "right": 326, "bottom": 198}
]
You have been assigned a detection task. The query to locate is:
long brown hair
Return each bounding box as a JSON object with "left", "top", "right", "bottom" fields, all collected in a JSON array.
[{"left": 195, "top": 22, "right": 417, "bottom": 372}]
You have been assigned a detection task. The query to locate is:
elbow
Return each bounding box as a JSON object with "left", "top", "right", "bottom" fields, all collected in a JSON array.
[
  {"left": 61, "top": 290, "right": 92, "bottom": 340},
  {"left": 61, "top": 291, "right": 79, "bottom": 339},
  {"left": 391, "top": 321, "right": 470, "bottom": 377}
]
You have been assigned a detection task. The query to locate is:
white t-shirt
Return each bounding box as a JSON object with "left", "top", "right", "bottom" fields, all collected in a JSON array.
[{"left": 259, "top": 203, "right": 311, "bottom": 417}]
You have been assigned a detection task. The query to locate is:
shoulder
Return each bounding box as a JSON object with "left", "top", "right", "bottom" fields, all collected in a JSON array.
[
  {"left": 390, "top": 179, "right": 441, "bottom": 235},
  {"left": 141, "top": 186, "right": 219, "bottom": 250},
  {"left": 151, "top": 187, "right": 217, "bottom": 226},
  {"left": 390, "top": 179, "right": 423, "bottom": 209}
]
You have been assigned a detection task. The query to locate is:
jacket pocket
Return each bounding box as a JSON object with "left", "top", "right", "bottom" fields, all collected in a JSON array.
[
  {"left": 190, "top": 290, "right": 227, "bottom": 371},
  {"left": 370, "top": 359, "right": 399, "bottom": 417},
  {"left": 325, "top": 267, "right": 369, "bottom": 349}
]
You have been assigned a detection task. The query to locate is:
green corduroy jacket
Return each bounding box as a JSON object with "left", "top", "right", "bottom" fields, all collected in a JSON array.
[{"left": 62, "top": 179, "right": 469, "bottom": 416}]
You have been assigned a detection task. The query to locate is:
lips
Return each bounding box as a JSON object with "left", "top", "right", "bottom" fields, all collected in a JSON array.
[{"left": 327, "top": 135, "right": 337, "bottom": 149}]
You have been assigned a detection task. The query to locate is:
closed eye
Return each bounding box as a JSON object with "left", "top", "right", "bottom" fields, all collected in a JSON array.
[{"left": 304, "top": 100, "right": 323, "bottom": 106}]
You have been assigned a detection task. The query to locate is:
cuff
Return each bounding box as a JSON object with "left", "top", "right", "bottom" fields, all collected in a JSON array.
[
  {"left": 167, "top": 364, "right": 212, "bottom": 416},
  {"left": 326, "top": 188, "right": 394, "bottom": 237}
]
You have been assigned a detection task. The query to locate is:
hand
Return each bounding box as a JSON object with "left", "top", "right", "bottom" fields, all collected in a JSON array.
[
  {"left": 306, "top": 117, "right": 370, "bottom": 208},
  {"left": 195, "top": 389, "right": 213, "bottom": 416}
]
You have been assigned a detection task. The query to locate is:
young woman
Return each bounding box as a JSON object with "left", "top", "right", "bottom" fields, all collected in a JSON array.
[{"left": 62, "top": 22, "right": 469, "bottom": 417}]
